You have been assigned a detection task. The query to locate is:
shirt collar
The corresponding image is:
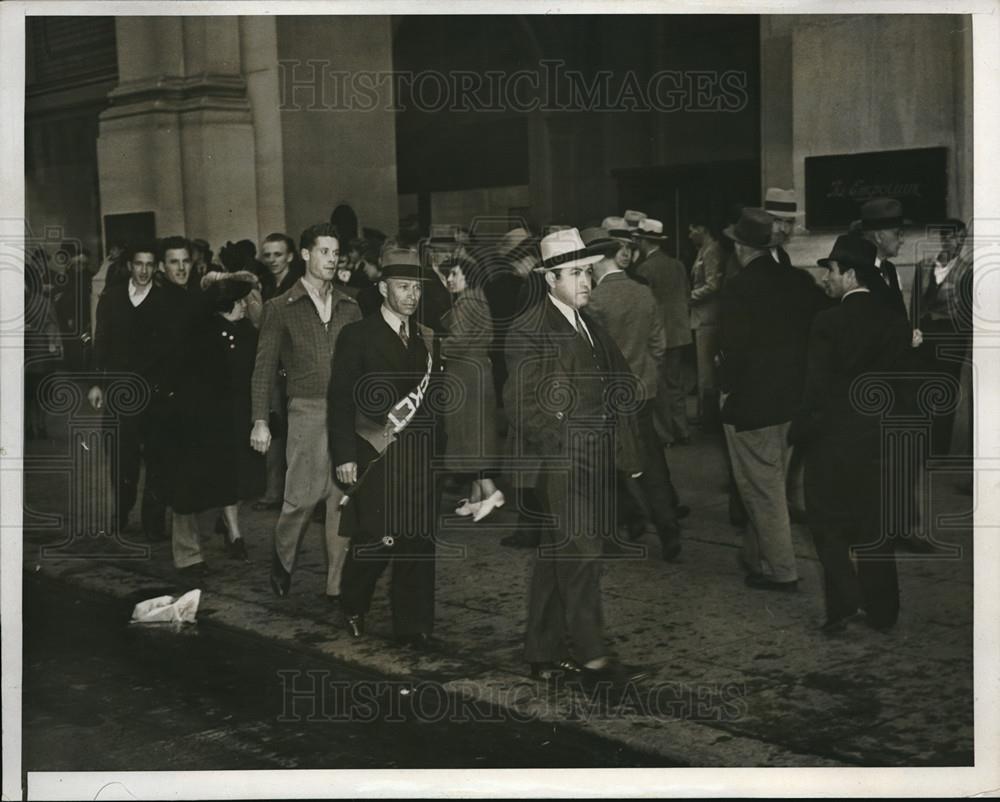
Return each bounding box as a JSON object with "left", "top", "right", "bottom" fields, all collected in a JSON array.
[
  {"left": 874, "top": 256, "right": 883, "bottom": 268},
  {"left": 128, "top": 278, "right": 151, "bottom": 297},
  {"left": 301, "top": 277, "right": 331, "bottom": 299},
  {"left": 381, "top": 303, "right": 408, "bottom": 334},
  {"left": 547, "top": 292, "right": 581, "bottom": 329},
  {"left": 841, "top": 287, "right": 870, "bottom": 302},
  {"left": 595, "top": 267, "right": 624, "bottom": 286}
]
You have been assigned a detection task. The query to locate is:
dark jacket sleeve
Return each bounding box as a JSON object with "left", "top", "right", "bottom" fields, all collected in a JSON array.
[
  {"left": 93, "top": 290, "right": 112, "bottom": 378},
  {"left": 789, "top": 313, "right": 834, "bottom": 446},
  {"left": 503, "top": 312, "right": 561, "bottom": 458},
  {"left": 328, "top": 322, "right": 363, "bottom": 467},
  {"left": 601, "top": 329, "right": 645, "bottom": 475}
]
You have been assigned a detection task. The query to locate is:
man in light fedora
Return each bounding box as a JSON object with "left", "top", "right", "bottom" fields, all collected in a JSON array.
[
  {"left": 329, "top": 247, "right": 440, "bottom": 648},
  {"left": 719, "top": 208, "right": 829, "bottom": 592},
  {"left": 763, "top": 188, "right": 804, "bottom": 269},
  {"left": 635, "top": 218, "right": 693, "bottom": 446},
  {"left": 505, "top": 227, "right": 646, "bottom": 693}
]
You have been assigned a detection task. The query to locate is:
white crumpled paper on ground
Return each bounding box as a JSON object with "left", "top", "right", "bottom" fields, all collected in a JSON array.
[{"left": 130, "top": 589, "right": 201, "bottom": 624}]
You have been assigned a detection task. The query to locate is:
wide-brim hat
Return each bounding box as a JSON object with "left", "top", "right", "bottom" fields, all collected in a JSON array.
[
  {"left": 817, "top": 234, "right": 878, "bottom": 273},
  {"left": 496, "top": 227, "right": 539, "bottom": 258},
  {"left": 600, "top": 216, "right": 634, "bottom": 242},
  {"left": 427, "top": 224, "right": 462, "bottom": 246},
  {"left": 858, "top": 197, "right": 913, "bottom": 231},
  {"left": 723, "top": 207, "right": 780, "bottom": 249},
  {"left": 635, "top": 218, "right": 669, "bottom": 241},
  {"left": 623, "top": 209, "right": 648, "bottom": 230},
  {"left": 764, "top": 187, "right": 804, "bottom": 220},
  {"left": 380, "top": 247, "right": 430, "bottom": 281},
  {"left": 580, "top": 226, "right": 626, "bottom": 257},
  {"left": 535, "top": 227, "right": 604, "bottom": 272},
  {"left": 200, "top": 270, "right": 259, "bottom": 311}
]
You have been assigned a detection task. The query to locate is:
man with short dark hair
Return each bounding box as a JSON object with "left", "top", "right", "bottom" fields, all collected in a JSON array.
[
  {"left": 791, "top": 235, "right": 912, "bottom": 633},
  {"left": 88, "top": 243, "right": 168, "bottom": 539},
  {"left": 250, "top": 223, "right": 362, "bottom": 601}
]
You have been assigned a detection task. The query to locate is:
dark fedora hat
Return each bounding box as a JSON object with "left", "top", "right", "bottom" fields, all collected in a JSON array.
[
  {"left": 200, "top": 270, "right": 259, "bottom": 312},
  {"left": 579, "top": 226, "right": 625, "bottom": 257},
  {"left": 817, "top": 235, "right": 878, "bottom": 273},
  {"left": 858, "top": 197, "right": 912, "bottom": 231},
  {"left": 722, "top": 207, "right": 779, "bottom": 249},
  {"left": 380, "top": 247, "right": 430, "bottom": 281}
]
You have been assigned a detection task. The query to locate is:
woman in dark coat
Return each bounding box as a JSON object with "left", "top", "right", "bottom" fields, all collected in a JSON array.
[
  {"left": 441, "top": 251, "right": 505, "bottom": 522},
  {"left": 169, "top": 271, "right": 265, "bottom": 571}
]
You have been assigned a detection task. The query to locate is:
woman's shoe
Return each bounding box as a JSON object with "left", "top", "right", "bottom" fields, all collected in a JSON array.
[
  {"left": 472, "top": 490, "right": 506, "bottom": 522},
  {"left": 454, "top": 498, "right": 482, "bottom": 517}
]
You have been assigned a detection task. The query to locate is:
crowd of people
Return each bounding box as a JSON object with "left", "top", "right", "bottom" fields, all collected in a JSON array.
[{"left": 23, "top": 188, "right": 973, "bottom": 692}]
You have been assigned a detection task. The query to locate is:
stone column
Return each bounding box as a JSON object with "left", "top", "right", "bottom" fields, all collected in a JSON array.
[{"left": 97, "top": 16, "right": 260, "bottom": 249}]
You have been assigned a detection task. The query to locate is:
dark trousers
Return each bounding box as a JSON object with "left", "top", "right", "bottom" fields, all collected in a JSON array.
[
  {"left": 810, "top": 521, "right": 900, "bottom": 628},
  {"left": 110, "top": 409, "right": 166, "bottom": 535},
  {"left": 340, "top": 535, "right": 436, "bottom": 636},
  {"left": 919, "top": 317, "right": 968, "bottom": 456},
  {"left": 620, "top": 399, "right": 680, "bottom": 543},
  {"left": 525, "top": 439, "right": 613, "bottom": 665}
]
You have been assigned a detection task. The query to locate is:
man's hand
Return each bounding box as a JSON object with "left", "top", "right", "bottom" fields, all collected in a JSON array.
[
  {"left": 336, "top": 462, "right": 358, "bottom": 485},
  {"left": 250, "top": 420, "right": 271, "bottom": 454},
  {"left": 88, "top": 386, "right": 104, "bottom": 410},
  {"left": 911, "top": 328, "right": 924, "bottom": 349}
]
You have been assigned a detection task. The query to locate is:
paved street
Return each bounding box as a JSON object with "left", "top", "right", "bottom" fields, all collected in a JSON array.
[{"left": 21, "top": 400, "right": 975, "bottom": 768}]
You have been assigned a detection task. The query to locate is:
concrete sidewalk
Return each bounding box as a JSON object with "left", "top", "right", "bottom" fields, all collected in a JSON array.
[{"left": 22, "top": 420, "right": 974, "bottom": 767}]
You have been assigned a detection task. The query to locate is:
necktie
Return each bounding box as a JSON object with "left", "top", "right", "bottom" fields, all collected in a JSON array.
[
  {"left": 573, "top": 311, "right": 593, "bottom": 347},
  {"left": 398, "top": 321, "right": 409, "bottom": 348}
]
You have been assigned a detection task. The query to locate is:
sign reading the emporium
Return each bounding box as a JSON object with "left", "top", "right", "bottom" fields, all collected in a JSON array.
[{"left": 804, "top": 147, "right": 947, "bottom": 230}]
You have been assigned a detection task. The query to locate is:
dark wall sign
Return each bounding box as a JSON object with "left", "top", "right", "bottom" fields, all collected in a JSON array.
[{"left": 804, "top": 147, "right": 947, "bottom": 230}]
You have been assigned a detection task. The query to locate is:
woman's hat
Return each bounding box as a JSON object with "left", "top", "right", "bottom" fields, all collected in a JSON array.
[
  {"left": 635, "top": 218, "right": 669, "bottom": 241},
  {"left": 536, "top": 227, "right": 605, "bottom": 272},
  {"left": 380, "top": 247, "right": 429, "bottom": 281},
  {"left": 763, "top": 188, "right": 804, "bottom": 220},
  {"left": 817, "top": 235, "right": 878, "bottom": 273},
  {"left": 723, "top": 207, "right": 779, "bottom": 249},
  {"left": 200, "top": 270, "right": 259, "bottom": 311}
]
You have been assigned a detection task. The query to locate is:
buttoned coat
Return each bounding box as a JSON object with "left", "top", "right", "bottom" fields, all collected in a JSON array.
[
  {"left": 585, "top": 270, "right": 665, "bottom": 401},
  {"left": 503, "top": 296, "right": 643, "bottom": 483},
  {"left": 250, "top": 280, "right": 361, "bottom": 422},
  {"left": 636, "top": 248, "right": 692, "bottom": 348}
]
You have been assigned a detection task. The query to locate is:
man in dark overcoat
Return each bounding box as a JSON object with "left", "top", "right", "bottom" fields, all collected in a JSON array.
[
  {"left": 791, "top": 235, "right": 913, "bottom": 633},
  {"left": 329, "top": 248, "right": 440, "bottom": 648},
  {"left": 505, "top": 227, "right": 646, "bottom": 691}
]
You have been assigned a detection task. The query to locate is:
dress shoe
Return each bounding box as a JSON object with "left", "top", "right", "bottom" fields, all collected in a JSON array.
[
  {"left": 252, "top": 499, "right": 282, "bottom": 512},
  {"left": 573, "top": 661, "right": 649, "bottom": 698},
  {"left": 659, "top": 534, "right": 682, "bottom": 563},
  {"left": 744, "top": 573, "right": 799, "bottom": 593},
  {"left": 472, "top": 490, "right": 505, "bottom": 522},
  {"left": 500, "top": 530, "right": 539, "bottom": 548},
  {"left": 820, "top": 610, "right": 861, "bottom": 635},
  {"left": 324, "top": 594, "right": 340, "bottom": 608},
  {"left": 397, "top": 632, "right": 434, "bottom": 651},
  {"left": 454, "top": 498, "right": 482, "bottom": 517},
  {"left": 530, "top": 658, "right": 583, "bottom": 680},
  {"left": 269, "top": 553, "right": 291, "bottom": 598},
  {"left": 225, "top": 536, "right": 249, "bottom": 562},
  {"left": 345, "top": 614, "right": 365, "bottom": 638}
]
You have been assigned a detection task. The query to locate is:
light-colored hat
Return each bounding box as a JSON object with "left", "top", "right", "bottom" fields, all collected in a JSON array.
[
  {"left": 763, "top": 188, "right": 804, "bottom": 220},
  {"left": 535, "top": 227, "right": 605, "bottom": 272},
  {"left": 380, "top": 247, "right": 430, "bottom": 280},
  {"left": 623, "top": 210, "right": 648, "bottom": 229},
  {"left": 427, "top": 224, "right": 462, "bottom": 245},
  {"left": 600, "top": 216, "right": 634, "bottom": 241},
  {"left": 635, "top": 218, "right": 669, "bottom": 241},
  {"left": 496, "top": 227, "right": 535, "bottom": 257}
]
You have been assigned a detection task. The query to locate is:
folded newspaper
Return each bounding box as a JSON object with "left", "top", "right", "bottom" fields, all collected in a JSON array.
[{"left": 130, "top": 589, "right": 201, "bottom": 624}]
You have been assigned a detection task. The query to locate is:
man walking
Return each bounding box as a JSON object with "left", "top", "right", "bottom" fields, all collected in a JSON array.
[
  {"left": 791, "top": 235, "right": 912, "bottom": 633},
  {"left": 88, "top": 242, "right": 168, "bottom": 540},
  {"left": 506, "top": 228, "right": 646, "bottom": 692},
  {"left": 250, "top": 223, "right": 361, "bottom": 602},
  {"left": 635, "top": 219, "right": 692, "bottom": 446},
  {"left": 329, "top": 248, "right": 439, "bottom": 647},
  {"left": 719, "top": 208, "right": 829, "bottom": 592}
]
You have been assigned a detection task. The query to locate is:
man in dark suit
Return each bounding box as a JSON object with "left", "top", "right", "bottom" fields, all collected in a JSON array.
[
  {"left": 635, "top": 218, "right": 692, "bottom": 446},
  {"left": 329, "top": 248, "right": 439, "bottom": 648},
  {"left": 791, "top": 235, "right": 913, "bottom": 633},
  {"left": 854, "top": 197, "right": 910, "bottom": 322},
  {"left": 719, "top": 208, "right": 830, "bottom": 592},
  {"left": 506, "top": 228, "right": 646, "bottom": 692},
  {"left": 581, "top": 225, "right": 683, "bottom": 560},
  {"left": 87, "top": 242, "right": 168, "bottom": 540},
  {"left": 763, "top": 187, "right": 803, "bottom": 269}
]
